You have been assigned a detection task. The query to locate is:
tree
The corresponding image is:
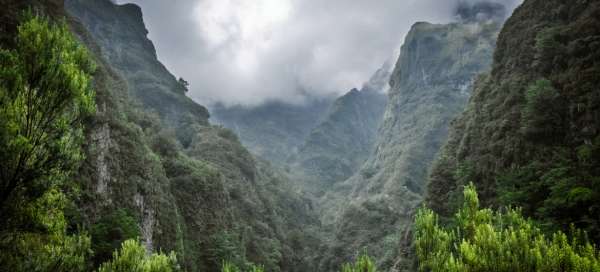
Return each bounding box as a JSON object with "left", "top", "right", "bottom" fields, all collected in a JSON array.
[
  {"left": 178, "top": 77, "right": 189, "bottom": 93},
  {"left": 340, "top": 253, "right": 377, "bottom": 272},
  {"left": 98, "top": 239, "right": 179, "bottom": 272},
  {"left": 414, "top": 183, "right": 600, "bottom": 271},
  {"left": 520, "top": 79, "right": 565, "bottom": 141},
  {"left": 0, "top": 12, "right": 95, "bottom": 210},
  {"left": 91, "top": 209, "right": 141, "bottom": 266},
  {"left": 0, "top": 12, "right": 96, "bottom": 271},
  {"left": 0, "top": 188, "right": 92, "bottom": 272}
]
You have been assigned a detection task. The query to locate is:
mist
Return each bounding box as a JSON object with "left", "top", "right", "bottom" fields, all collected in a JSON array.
[{"left": 116, "top": 0, "right": 522, "bottom": 106}]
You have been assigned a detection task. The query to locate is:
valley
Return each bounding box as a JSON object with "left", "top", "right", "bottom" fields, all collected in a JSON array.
[{"left": 0, "top": 0, "right": 599, "bottom": 271}]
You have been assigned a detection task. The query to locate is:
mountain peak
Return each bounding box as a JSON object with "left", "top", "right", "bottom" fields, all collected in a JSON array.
[{"left": 455, "top": 1, "right": 507, "bottom": 23}]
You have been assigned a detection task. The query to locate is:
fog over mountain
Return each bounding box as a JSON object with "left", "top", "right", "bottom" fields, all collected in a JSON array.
[{"left": 117, "top": 0, "right": 521, "bottom": 106}]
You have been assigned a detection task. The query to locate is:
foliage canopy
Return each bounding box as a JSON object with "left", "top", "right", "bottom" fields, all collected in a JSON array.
[{"left": 415, "top": 183, "right": 600, "bottom": 272}]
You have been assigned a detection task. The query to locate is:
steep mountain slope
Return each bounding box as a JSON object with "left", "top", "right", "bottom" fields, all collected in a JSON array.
[
  {"left": 427, "top": 0, "right": 600, "bottom": 241},
  {"left": 61, "top": 0, "right": 321, "bottom": 271},
  {"left": 211, "top": 97, "right": 333, "bottom": 164},
  {"left": 319, "top": 3, "right": 505, "bottom": 270},
  {"left": 65, "top": 0, "right": 208, "bottom": 146},
  {"left": 290, "top": 64, "right": 389, "bottom": 192}
]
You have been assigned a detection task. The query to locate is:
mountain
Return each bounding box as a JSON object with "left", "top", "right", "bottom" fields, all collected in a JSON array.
[
  {"left": 290, "top": 63, "right": 390, "bottom": 193},
  {"left": 211, "top": 97, "right": 334, "bottom": 165},
  {"left": 318, "top": 4, "right": 505, "bottom": 270},
  {"left": 58, "top": 0, "right": 322, "bottom": 271},
  {"left": 427, "top": 0, "right": 600, "bottom": 242}
]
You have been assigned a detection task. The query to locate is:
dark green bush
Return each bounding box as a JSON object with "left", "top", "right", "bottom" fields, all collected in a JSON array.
[{"left": 91, "top": 209, "right": 141, "bottom": 265}]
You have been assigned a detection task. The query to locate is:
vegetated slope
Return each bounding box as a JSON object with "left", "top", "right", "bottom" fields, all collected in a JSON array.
[
  {"left": 319, "top": 3, "right": 505, "bottom": 271},
  {"left": 427, "top": 0, "right": 600, "bottom": 243},
  {"left": 289, "top": 63, "right": 390, "bottom": 193},
  {"left": 211, "top": 97, "right": 334, "bottom": 165},
  {"left": 63, "top": 0, "right": 321, "bottom": 271}
]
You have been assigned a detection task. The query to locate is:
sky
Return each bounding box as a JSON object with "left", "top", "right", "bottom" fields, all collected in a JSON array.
[{"left": 116, "top": 0, "right": 522, "bottom": 106}]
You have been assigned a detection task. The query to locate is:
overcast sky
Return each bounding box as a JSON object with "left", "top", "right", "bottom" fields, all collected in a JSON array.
[{"left": 116, "top": 0, "right": 522, "bottom": 106}]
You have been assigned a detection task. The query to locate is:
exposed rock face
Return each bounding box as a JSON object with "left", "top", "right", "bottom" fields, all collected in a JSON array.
[
  {"left": 318, "top": 7, "right": 503, "bottom": 271},
  {"left": 290, "top": 63, "right": 390, "bottom": 192},
  {"left": 65, "top": 0, "right": 209, "bottom": 145}
]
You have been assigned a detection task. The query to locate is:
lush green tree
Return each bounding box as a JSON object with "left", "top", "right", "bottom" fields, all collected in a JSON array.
[
  {"left": 498, "top": 138, "right": 600, "bottom": 240},
  {"left": 91, "top": 209, "right": 141, "bottom": 265},
  {"left": 0, "top": 189, "right": 92, "bottom": 271},
  {"left": 208, "top": 231, "right": 247, "bottom": 270},
  {"left": 520, "top": 79, "right": 566, "bottom": 141},
  {"left": 0, "top": 13, "right": 95, "bottom": 271},
  {"left": 0, "top": 12, "right": 95, "bottom": 210},
  {"left": 415, "top": 183, "right": 600, "bottom": 272},
  {"left": 340, "top": 253, "right": 377, "bottom": 272},
  {"left": 98, "top": 239, "right": 179, "bottom": 272}
]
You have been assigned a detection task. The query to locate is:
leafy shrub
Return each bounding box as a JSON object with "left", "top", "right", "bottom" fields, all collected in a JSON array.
[
  {"left": 206, "top": 231, "right": 247, "bottom": 270},
  {"left": 415, "top": 183, "right": 600, "bottom": 271},
  {"left": 98, "top": 239, "right": 179, "bottom": 272},
  {"left": 0, "top": 189, "right": 92, "bottom": 272},
  {"left": 91, "top": 209, "right": 141, "bottom": 265},
  {"left": 0, "top": 12, "right": 95, "bottom": 208},
  {"left": 0, "top": 13, "right": 94, "bottom": 271},
  {"left": 340, "top": 253, "right": 377, "bottom": 272}
]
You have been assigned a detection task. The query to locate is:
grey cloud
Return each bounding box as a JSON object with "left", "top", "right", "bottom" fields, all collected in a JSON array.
[{"left": 117, "top": 0, "right": 522, "bottom": 106}]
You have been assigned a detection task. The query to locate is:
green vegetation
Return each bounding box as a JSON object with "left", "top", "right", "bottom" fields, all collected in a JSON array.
[
  {"left": 219, "top": 254, "right": 376, "bottom": 272},
  {"left": 221, "top": 261, "right": 264, "bottom": 272},
  {"left": 0, "top": 13, "right": 182, "bottom": 272},
  {"left": 340, "top": 253, "right": 377, "bottom": 272},
  {"left": 0, "top": 11, "right": 95, "bottom": 215},
  {"left": 98, "top": 239, "right": 178, "bottom": 272},
  {"left": 91, "top": 209, "right": 141, "bottom": 265},
  {"left": 520, "top": 79, "right": 565, "bottom": 140},
  {"left": 426, "top": 0, "right": 600, "bottom": 251},
  {"left": 0, "top": 13, "right": 95, "bottom": 271},
  {"left": 415, "top": 183, "right": 600, "bottom": 271}
]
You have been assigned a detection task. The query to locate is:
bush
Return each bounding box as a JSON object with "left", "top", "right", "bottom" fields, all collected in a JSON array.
[
  {"left": 98, "top": 239, "right": 179, "bottom": 272},
  {"left": 0, "top": 12, "right": 95, "bottom": 208},
  {"left": 91, "top": 209, "right": 141, "bottom": 265},
  {"left": 0, "top": 189, "right": 92, "bottom": 272},
  {"left": 414, "top": 183, "right": 600, "bottom": 271},
  {"left": 340, "top": 253, "right": 377, "bottom": 272},
  {"left": 520, "top": 79, "right": 565, "bottom": 141},
  {"left": 0, "top": 13, "right": 94, "bottom": 271}
]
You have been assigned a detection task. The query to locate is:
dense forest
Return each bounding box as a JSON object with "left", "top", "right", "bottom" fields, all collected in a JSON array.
[{"left": 1, "top": 0, "right": 599, "bottom": 271}]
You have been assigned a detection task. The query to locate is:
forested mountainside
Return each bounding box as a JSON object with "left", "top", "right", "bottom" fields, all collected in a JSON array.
[
  {"left": 66, "top": 0, "right": 323, "bottom": 270},
  {"left": 289, "top": 64, "right": 389, "bottom": 193},
  {"left": 427, "top": 0, "right": 600, "bottom": 241},
  {"left": 0, "top": 0, "right": 321, "bottom": 271},
  {"left": 211, "top": 98, "right": 333, "bottom": 165},
  {"left": 2, "top": 0, "right": 600, "bottom": 271},
  {"left": 318, "top": 3, "right": 505, "bottom": 270}
]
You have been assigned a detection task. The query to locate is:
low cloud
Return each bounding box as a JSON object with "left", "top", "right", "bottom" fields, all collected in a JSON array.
[{"left": 117, "top": 0, "right": 522, "bottom": 106}]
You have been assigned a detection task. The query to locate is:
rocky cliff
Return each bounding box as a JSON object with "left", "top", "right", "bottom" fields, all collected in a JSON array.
[
  {"left": 427, "top": 0, "right": 600, "bottom": 242},
  {"left": 318, "top": 3, "right": 504, "bottom": 270},
  {"left": 61, "top": 0, "right": 321, "bottom": 271}
]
